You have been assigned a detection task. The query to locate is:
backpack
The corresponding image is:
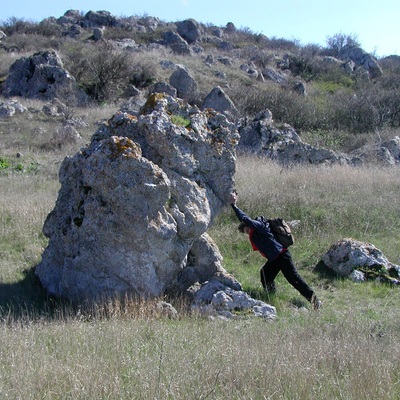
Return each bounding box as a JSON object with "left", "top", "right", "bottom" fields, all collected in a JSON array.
[{"left": 256, "top": 216, "right": 294, "bottom": 248}]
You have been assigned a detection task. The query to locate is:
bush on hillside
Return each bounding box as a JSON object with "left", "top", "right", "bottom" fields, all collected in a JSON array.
[{"left": 1, "top": 13, "right": 399, "bottom": 133}]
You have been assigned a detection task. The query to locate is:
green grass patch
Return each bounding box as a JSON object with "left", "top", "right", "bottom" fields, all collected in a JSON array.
[{"left": 170, "top": 114, "right": 191, "bottom": 128}]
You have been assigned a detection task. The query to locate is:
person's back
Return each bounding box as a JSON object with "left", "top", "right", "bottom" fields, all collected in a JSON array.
[{"left": 229, "top": 191, "right": 321, "bottom": 310}]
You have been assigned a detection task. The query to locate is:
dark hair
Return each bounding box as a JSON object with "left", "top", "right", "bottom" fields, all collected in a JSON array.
[{"left": 238, "top": 222, "right": 246, "bottom": 233}]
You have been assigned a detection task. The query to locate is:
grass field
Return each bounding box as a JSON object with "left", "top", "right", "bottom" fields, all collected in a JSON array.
[{"left": 1, "top": 110, "right": 400, "bottom": 398}]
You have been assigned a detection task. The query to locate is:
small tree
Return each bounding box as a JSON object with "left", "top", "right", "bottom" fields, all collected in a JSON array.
[{"left": 326, "top": 33, "right": 360, "bottom": 56}]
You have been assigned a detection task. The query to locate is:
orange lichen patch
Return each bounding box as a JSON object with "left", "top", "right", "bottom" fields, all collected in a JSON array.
[
  {"left": 141, "top": 92, "right": 166, "bottom": 115},
  {"left": 108, "top": 136, "right": 142, "bottom": 160},
  {"left": 108, "top": 111, "right": 138, "bottom": 129}
]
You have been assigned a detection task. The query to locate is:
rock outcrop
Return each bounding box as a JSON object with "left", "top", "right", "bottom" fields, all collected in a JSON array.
[
  {"left": 339, "top": 45, "right": 383, "bottom": 79},
  {"left": 35, "top": 93, "right": 239, "bottom": 301},
  {"left": 190, "top": 280, "right": 276, "bottom": 319},
  {"left": 2, "top": 50, "right": 87, "bottom": 103},
  {"left": 237, "top": 110, "right": 352, "bottom": 165},
  {"left": 320, "top": 238, "right": 400, "bottom": 284},
  {"left": 0, "top": 99, "right": 27, "bottom": 117}
]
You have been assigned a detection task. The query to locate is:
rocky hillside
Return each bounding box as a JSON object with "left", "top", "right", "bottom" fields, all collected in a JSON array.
[{"left": 1, "top": 9, "right": 400, "bottom": 164}]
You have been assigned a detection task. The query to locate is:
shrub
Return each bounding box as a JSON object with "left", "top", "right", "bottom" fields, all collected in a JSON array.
[{"left": 325, "top": 32, "right": 361, "bottom": 57}]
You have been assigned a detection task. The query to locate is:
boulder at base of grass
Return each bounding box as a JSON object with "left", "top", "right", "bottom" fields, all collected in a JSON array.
[
  {"left": 190, "top": 280, "right": 277, "bottom": 320},
  {"left": 320, "top": 238, "right": 400, "bottom": 284}
]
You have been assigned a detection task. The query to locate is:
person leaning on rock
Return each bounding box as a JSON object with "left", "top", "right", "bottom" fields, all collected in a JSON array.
[{"left": 229, "top": 191, "right": 321, "bottom": 310}]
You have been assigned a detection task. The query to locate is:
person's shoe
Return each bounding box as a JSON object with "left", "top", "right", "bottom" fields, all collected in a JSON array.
[{"left": 311, "top": 294, "right": 322, "bottom": 310}]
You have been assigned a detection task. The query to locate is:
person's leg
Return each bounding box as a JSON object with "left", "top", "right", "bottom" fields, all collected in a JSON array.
[
  {"left": 279, "top": 251, "right": 315, "bottom": 301},
  {"left": 260, "top": 259, "right": 281, "bottom": 293}
]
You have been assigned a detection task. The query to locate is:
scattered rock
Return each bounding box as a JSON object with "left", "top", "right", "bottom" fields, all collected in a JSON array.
[
  {"left": 163, "top": 30, "right": 192, "bottom": 55},
  {"left": 237, "top": 110, "right": 353, "bottom": 165},
  {"left": 150, "top": 81, "right": 177, "bottom": 97},
  {"left": 380, "top": 136, "right": 400, "bottom": 165},
  {"left": 176, "top": 19, "right": 202, "bottom": 44},
  {"left": 82, "top": 10, "right": 117, "bottom": 28},
  {"left": 169, "top": 66, "right": 198, "bottom": 99},
  {"left": 2, "top": 50, "right": 88, "bottom": 103},
  {"left": 339, "top": 45, "right": 383, "bottom": 79},
  {"left": 0, "top": 99, "right": 27, "bottom": 117},
  {"left": 262, "top": 67, "right": 289, "bottom": 85},
  {"left": 320, "top": 238, "right": 400, "bottom": 284},
  {"left": 52, "top": 124, "right": 82, "bottom": 146},
  {"left": 202, "top": 86, "right": 238, "bottom": 118},
  {"left": 42, "top": 98, "right": 67, "bottom": 117},
  {"left": 190, "top": 281, "right": 276, "bottom": 320},
  {"left": 93, "top": 27, "right": 104, "bottom": 41}
]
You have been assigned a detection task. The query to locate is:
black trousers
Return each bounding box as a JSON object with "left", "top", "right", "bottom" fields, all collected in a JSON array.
[{"left": 260, "top": 250, "right": 314, "bottom": 301}]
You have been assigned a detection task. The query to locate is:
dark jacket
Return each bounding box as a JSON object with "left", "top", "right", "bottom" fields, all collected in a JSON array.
[{"left": 231, "top": 204, "right": 284, "bottom": 261}]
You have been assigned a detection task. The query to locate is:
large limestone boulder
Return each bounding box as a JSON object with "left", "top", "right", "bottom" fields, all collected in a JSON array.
[
  {"left": 35, "top": 93, "right": 239, "bottom": 301},
  {"left": 2, "top": 50, "right": 87, "bottom": 103},
  {"left": 321, "top": 238, "right": 400, "bottom": 284}
]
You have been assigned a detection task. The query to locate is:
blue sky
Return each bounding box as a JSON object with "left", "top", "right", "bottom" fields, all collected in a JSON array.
[{"left": 0, "top": 0, "right": 398, "bottom": 57}]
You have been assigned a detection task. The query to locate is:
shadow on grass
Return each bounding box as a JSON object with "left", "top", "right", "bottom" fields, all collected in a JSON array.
[
  {"left": 244, "top": 286, "right": 278, "bottom": 305},
  {"left": 313, "top": 260, "right": 342, "bottom": 281},
  {"left": 0, "top": 266, "right": 66, "bottom": 321}
]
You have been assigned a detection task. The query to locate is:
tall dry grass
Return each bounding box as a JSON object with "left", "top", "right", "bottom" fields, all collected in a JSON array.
[
  {"left": 1, "top": 150, "right": 400, "bottom": 398},
  {"left": 1, "top": 310, "right": 399, "bottom": 399},
  {"left": 232, "top": 157, "right": 400, "bottom": 259}
]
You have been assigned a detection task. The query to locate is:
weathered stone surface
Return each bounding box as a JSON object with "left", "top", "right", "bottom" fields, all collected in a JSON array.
[
  {"left": 0, "top": 99, "right": 27, "bottom": 117},
  {"left": 35, "top": 93, "right": 239, "bottom": 301},
  {"left": 191, "top": 281, "right": 276, "bottom": 319},
  {"left": 2, "top": 51, "right": 87, "bottom": 103},
  {"left": 174, "top": 233, "right": 242, "bottom": 292},
  {"left": 261, "top": 67, "right": 289, "bottom": 85},
  {"left": 150, "top": 81, "right": 177, "bottom": 97},
  {"left": 339, "top": 45, "right": 383, "bottom": 79},
  {"left": 176, "top": 19, "right": 202, "bottom": 44},
  {"left": 202, "top": 86, "right": 237, "bottom": 118},
  {"left": 57, "top": 9, "right": 81, "bottom": 25},
  {"left": 237, "top": 110, "right": 353, "bottom": 165},
  {"left": 349, "top": 135, "right": 400, "bottom": 166},
  {"left": 93, "top": 27, "right": 104, "bottom": 41},
  {"left": 52, "top": 124, "right": 82, "bottom": 145},
  {"left": 169, "top": 66, "right": 197, "bottom": 99},
  {"left": 321, "top": 238, "right": 400, "bottom": 284},
  {"left": 42, "top": 98, "right": 67, "bottom": 117},
  {"left": 163, "top": 31, "right": 192, "bottom": 55},
  {"left": 380, "top": 136, "right": 400, "bottom": 165},
  {"left": 62, "top": 24, "right": 83, "bottom": 38},
  {"left": 82, "top": 10, "right": 117, "bottom": 28}
]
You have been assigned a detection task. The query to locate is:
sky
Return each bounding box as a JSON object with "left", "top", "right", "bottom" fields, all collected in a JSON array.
[{"left": 0, "top": 0, "right": 399, "bottom": 57}]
